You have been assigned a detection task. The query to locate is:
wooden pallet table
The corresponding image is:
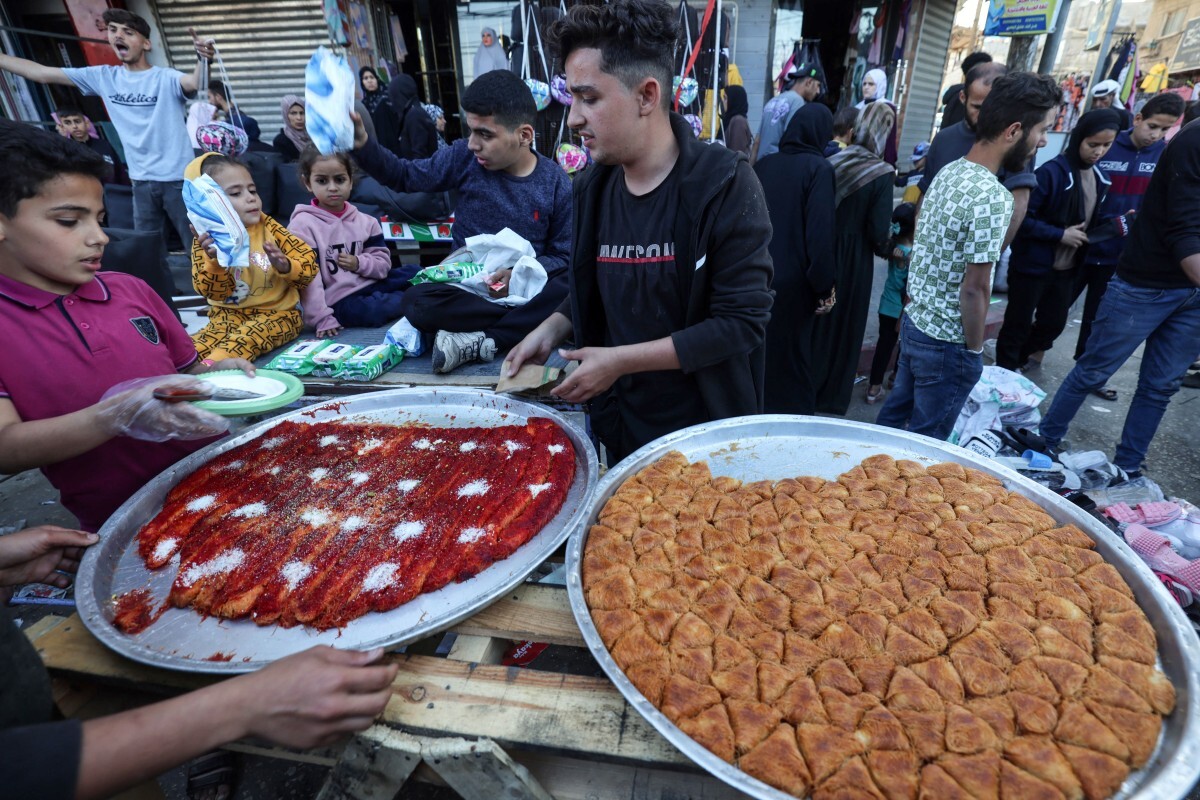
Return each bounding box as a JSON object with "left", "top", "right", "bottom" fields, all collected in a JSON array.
[{"left": 24, "top": 583, "right": 751, "bottom": 800}]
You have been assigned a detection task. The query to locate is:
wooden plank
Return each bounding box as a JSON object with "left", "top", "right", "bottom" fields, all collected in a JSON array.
[
  {"left": 446, "top": 634, "right": 508, "bottom": 665},
  {"left": 315, "top": 726, "right": 422, "bottom": 800},
  {"left": 384, "top": 655, "right": 689, "bottom": 767},
  {"left": 222, "top": 741, "right": 341, "bottom": 768},
  {"left": 22, "top": 613, "right": 69, "bottom": 644},
  {"left": 450, "top": 584, "right": 585, "bottom": 648},
  {"left": 423, "top": 737, "right": 553, "bottom": 800},
  {"left": 514, "top": 751, "right": 752, "bottom": 800}
]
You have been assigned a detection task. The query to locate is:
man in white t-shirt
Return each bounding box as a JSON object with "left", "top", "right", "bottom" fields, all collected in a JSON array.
[
  {"left": 875, "top": 72, "right": 1061, "bottom": 441},
  {"left": 0, "top": 9, "right": 213, "bottom": 250},
  {"left": 750, "top": 62, "right": 823, "bottom": 164}
]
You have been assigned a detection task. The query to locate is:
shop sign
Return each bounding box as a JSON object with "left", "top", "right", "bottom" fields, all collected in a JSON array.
[
  {"left": 984, "top": 0, "right": 1063, "bottom": 36},
  {"left": 1173, "top": 17, "right": 1200, "bottom": 74}
]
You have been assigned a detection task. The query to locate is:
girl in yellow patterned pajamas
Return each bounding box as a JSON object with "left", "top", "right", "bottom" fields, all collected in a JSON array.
[{"left": 187, "top": 152, "right": 317, "bottom": 360}]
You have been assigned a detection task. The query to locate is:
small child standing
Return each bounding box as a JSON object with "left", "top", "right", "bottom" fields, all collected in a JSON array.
[
  {"left": 866, "top": 203, "right": 916, "bottom": 404},
  {"left": 289, "top": 148, "right": 410, "bottom": 337},
  {"left": 189, "top": 152, "right": 317, "bottom": 360}
]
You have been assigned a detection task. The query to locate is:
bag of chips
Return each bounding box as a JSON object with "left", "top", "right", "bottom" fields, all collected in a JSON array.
[
  {"left": 333, "top": 344, "right": 403, "bottom": 381},
  {"left": 266, "top": 339, "right": 334, "bottom": 375},
  {"left": 409, "top": 262, "right": 487, "bottom": 285}
]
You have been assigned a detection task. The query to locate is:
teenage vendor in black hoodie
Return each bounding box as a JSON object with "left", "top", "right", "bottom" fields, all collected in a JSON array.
[
  {"left": 1038, "top": 120, "right": 1200, "bottom": 476},
  {"left": 504, "top": 0, "right": 773, "bottom": 463}
]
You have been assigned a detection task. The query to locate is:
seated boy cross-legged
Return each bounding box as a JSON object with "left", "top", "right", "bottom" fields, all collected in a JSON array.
[{"left": 350, "top": 69, "right": 573, "bottom": 373}]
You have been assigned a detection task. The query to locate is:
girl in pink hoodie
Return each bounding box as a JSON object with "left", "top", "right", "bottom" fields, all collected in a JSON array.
[{"left": 290, "top": 149, "right": 409, "bottom": 337}]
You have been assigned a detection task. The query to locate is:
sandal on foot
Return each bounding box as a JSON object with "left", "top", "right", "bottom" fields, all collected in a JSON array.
[
  {"left": 866, "top": 386, "right": 884, "bottom": 405},
  {"left": 187, "top": 751, "right": 237, "bottom": 800},
  {"left": 1091, "top": 386, "right": 1118, "bottom": 401}
]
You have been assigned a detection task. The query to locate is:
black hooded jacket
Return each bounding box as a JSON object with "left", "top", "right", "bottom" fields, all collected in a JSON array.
[
  {"left": 386, "top": 74, "right": 438, "bottom": 160},
  {"left": 560, "top": 113, "right": 774, "bottom": 454}
]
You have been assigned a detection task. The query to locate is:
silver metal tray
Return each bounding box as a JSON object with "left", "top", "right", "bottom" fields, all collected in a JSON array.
[
  {"left": 565, "top": 416, "right": 1200, "bottom": 800},
  {"left": 77, "top": 388, "right": 598, "bottom": 674}
]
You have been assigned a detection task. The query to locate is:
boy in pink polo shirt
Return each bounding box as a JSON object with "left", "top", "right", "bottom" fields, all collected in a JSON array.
[{"left": 0, "top": 119, "right": 254, "bottom": 531}]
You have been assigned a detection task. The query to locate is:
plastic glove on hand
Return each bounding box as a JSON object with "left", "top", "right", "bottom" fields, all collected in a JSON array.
[{"left": 97, "top": 375, "right": 231, "bottom": 442}]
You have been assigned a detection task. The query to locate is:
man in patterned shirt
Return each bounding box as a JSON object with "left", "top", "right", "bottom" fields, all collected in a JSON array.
[{"left": 877, "top": 72, "right": 1060, "bottom": 440}]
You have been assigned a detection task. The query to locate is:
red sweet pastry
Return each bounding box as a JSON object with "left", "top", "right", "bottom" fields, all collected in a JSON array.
[{"left": 131, "top": 418, "right": 574, "bottom": 630}]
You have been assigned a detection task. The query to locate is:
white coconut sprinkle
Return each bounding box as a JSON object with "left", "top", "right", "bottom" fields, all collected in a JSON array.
[
  {"left": 221, "top": 460, "right": 245, "bottom": 471},
  {"left": 358, "top": 438, "right": 383, "bottom": 454},
  {"left": 504, "top": 440, "right": 525, "bottom": 453},
  {"left": 397, "top": 479, "right": 421, "bottom": 492},
  {"left": 458, "top": 527, "right": 487, "bottom": 544},
  {"left": 259, "top": 436, "right": 284, "bottom": 449},
  {"left": 362, "top": 563, "right": 398, "bottom": 592},
  {"left": 308, "top": 467, "right": 328, "bottom": 482},
  {"left": 301, "top": 509, "right": 331, "bottom": 526},
  {"left": 341, "top": 516, "right": 367, "bottom": 532},
  {"left": 180, "top": 549, "right": 244, "bottom": 586},
  {"left": 349, "top": 472, "right": 370, "bottom": 485},
  {"left": 457, "top": 479, "right": 490, "bottom": 497},
  {"left": 392, "top": 521, "right": 425, "bottom": 543},
  {"left": 153, "top": 538, "right": 178, "bottom": 562},
  {"left": 186, "top": 494, "right": 216, "bottom": 512},
  {"left": 459, "top": 441, "right": 479, "bottom": 452},
  {"left": 281, "top": 560, "right": 313, "bottom": 591},
  {"left": 528, "top": 483, "right": 552, "bottom": 498},
  {"left": 412, "top": 438, "right": 434, "bottom": 450},
  {"left": 230, "top": 502, "right": 268, "bottom": 519},
  {"left": 548, "top": 444, "right": 565, "bottom": 455},
  {"left": 319, "top": 435, "right": 341, "bottom": 447}
]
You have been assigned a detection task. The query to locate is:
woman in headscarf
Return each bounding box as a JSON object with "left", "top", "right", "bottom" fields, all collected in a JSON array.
[
  {"left": 386, "top": 74, "right": 438, "bottom": 160},
  {"left": 754, "top": 104, "right": 838, "bottom": 414},
  {"left": 359, "top": 66, "right": 401, "bottom": 157},
  {"left": 474, "top": 27, "right": 509, "bottom": 79},
  {"left": 855, "top": 68, "right": 899, "bottom": 165},
  {"left": 721, "top": 85, "right": 752, "bottom": 156},
  {"left": 273, "top": 95, "right": 312, "bottom": 162},
  {"left": 995, "top": 108, "right": 1121, "bottom": 377},
  {"left": 812, "top": 100, "right": 896, "bottom": 415}
]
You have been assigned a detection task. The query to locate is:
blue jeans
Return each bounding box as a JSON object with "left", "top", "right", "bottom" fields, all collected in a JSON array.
[
  {"left": 1038, "top": 276, "right": 1200, "bottom": 471},
  {"left": 132, "top": 179, "right": 191, "bottom": 251},
  {"left": 876, "top": 315, "right": 984, "bottom": 441},
  {"left": 331, "top": 266, "right": 417, "bottom": 328}
]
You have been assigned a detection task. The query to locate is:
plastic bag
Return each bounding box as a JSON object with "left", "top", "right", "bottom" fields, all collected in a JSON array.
[
  {"left": 1084, "top": 476, "right": 1166, "bottom": 510},
  {"left": 447, "top": 228, "right": 547, "bottom": 307},
  {"left": 673, "top": 76, "right": 699, "bottom": 107},
  {"left": 556, "top": 142, "right": 588, "bottom": 174},
  {"left": 183, "top": 173, "right": 250, "bottom": 268},
  {"left": 525, "top": 79, "right": 551, "bottom": 111},
  {"left": 950, "top": 366, "right": 1047, "bottom": 445},
  {"left": 196, "top": 121, "right": 248, "bottom": 157},
  {"left": 305, "top": 46, "right": 356, "bottom": 154},
  {"left": 550, "top": 74, "right": 572, "bottom": 106},
  {"left": 97, "top": 376, "right": 230, "bottom": 442},
  {"left": 385, "top": 317, "right": 424, "bottom": 356}
]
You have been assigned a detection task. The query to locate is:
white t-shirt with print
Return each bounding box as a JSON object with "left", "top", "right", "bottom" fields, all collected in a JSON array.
[
  {"left": 62, "top": 65, "right": 193, "bottom": 182},
  {"left": 906, "top": 158, "right": 1013, "bottom": 344}
]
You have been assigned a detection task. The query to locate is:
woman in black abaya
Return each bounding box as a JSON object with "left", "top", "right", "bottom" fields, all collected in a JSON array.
[
  {"left": 813, "top": 100, "right": 895, "bottom": 415},
  {"left": 754, "top": 103, "right": 838, "bottom": 414}
]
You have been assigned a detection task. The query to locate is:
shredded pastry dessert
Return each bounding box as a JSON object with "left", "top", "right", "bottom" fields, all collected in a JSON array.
[
  {"left": 127, "top": 418, "right": 574, "bottom": 631},
  {"left": 583, "top": 452, "right": 1173, "bottom": 800}
]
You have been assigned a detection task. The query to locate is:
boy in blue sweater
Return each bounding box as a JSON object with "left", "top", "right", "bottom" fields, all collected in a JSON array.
[
  {"left": 1076, "top": 93, "right": 1185, "bottom": 382},
  {"left": 351, "top": 70, "right": 573, "bottom": 373}
]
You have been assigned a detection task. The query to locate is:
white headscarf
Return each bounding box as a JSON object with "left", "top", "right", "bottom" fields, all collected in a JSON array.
[
  {"left": 857, "top": 68, "right": 888, "bottom": 109},
  {"left": 474, "top": 27, "right": 508, "bottom": 77}
]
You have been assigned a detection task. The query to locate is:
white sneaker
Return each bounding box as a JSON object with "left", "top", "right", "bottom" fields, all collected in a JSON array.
[{"left": 431, "top": 330, "right": 496, "bottom": 374}]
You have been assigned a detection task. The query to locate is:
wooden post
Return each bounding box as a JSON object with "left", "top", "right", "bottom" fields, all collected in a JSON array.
[
  {"left": 424, "top": 737, "right": 554, "bottom": 800},
  {"left": 315, "top": 726, "right": 422, "bottom": 800}
]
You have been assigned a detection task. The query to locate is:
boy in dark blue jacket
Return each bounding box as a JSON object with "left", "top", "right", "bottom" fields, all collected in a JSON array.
[
  {"left": 995, "top": 109, "right": 1122, "bottom": 373},
  {"left": 1075, "top": 93, "right": 1185, "bottom": 382}
]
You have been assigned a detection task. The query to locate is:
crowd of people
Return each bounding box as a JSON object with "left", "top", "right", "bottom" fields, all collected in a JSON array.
[{"left": 1, "top": 1, "right": 1199, "bottom": 796}]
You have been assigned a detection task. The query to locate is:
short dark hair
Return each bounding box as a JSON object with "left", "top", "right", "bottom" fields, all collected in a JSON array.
[
  {"left": 964, "top": 62, "right": 1007, "bottom": 92},
  {"left": 1185, "top": 101, "right": 1200, "bottom": 127},
  {"left": 549, "top": 0, "right": 678, "bottom": 108},
  {"left": 961, "top": 51, "right": 993, "bottom": 77},
  {"left": 0, "top": 119, "right": 107, "bottom": 218},
  {"left": 461, "top": 69, "right": 537, "bottom": 129},
  {"left": 55, "top": 105, "right": 86, "bottom": 120},
  {"left": 101, "top": 9, "right": 151, "bottom": 39},
  {"left": 298, "top": 146, "right": 352, "bottom": 180},
  {"left": 832, "top": 106, "right": 859, "bottom": 137},
  {"left": 199, "top": 154, "right": 249, "bottom": 178},
  {"left": 975, "top": 72, "right": 1060, "bottom": 142},
  {"left": 1139, "top": 93, "right": 1185, "bottom": 121},
  {"left": 208, "top": 79, "right": 228, "bottom": 102}
]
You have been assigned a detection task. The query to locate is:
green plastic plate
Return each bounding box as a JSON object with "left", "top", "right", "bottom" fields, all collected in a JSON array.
[{"left": 193, "top": 369, "right": 304, "bottom": 416}]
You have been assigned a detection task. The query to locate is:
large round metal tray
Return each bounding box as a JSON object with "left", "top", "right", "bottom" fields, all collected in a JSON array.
[
  {"left": 565, "top": 416, "right": 1200, "bottom": 800},
  {"left": 77, "top": 388, "right": 598, "bottom": 674}
]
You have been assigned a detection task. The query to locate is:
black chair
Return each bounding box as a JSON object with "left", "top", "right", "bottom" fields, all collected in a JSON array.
[
  {"left": 274, "top": 159, "right": 313, "bottom": 219},
  {"left": 100, "top": 227, "right": 180, "bottom": 320},
  {"left": 243, "top": 150, "right": 284, "bottom": 218}
]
